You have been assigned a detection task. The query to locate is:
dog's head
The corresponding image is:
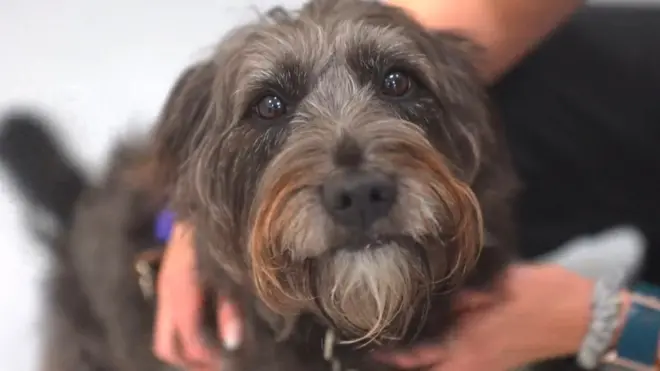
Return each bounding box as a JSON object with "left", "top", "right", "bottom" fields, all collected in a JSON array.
[{"left": 154, "top": 0, "right": 508, "bottom": 346}]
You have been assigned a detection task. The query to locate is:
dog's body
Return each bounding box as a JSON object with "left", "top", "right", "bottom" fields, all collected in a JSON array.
[{"left": 1, "top": 1, "right": 520, "bottom": 370}]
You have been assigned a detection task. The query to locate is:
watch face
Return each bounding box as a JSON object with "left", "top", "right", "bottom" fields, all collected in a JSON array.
[{"left": 608, "top": 294, "right": 660, "bottom": 371}]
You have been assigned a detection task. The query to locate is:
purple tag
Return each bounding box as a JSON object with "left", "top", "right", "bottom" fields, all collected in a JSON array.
[{"left": 154, "top": 210, "right": 176, "bottom": 243}]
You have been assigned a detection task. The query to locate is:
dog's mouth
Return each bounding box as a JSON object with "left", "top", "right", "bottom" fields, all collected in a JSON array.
[{"left": 333, "top": 234, "right": 417, "bottom": 252}]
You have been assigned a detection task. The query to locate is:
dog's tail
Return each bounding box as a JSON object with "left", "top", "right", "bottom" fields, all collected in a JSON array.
[{"left": 0, "top": 109, "right": 87, "bottom": 228}]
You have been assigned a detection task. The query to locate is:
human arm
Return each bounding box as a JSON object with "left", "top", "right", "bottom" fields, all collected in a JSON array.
[
  {"left": 380, "top": 264, "right": 640, "bottom": 371},
  {"left": 386, "top": 0, "right": 585, "bottom": 82},
  {"left": 152, "top": 221, "right": 209, "bottom": 366},
  {"left": 152, "top": 221, "right": 243, "bottom": 368}
]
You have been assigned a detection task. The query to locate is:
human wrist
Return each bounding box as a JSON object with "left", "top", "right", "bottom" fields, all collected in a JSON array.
[
  {"left": 528, "top": 267, "right": 633, "bottom": 361},
  {"left": 385, "top": 0, "right": 585, "bottom": 82},
  {"left": 548, "top": 268, "right": 631, "bottom": 364},
  {"left": 520, "top": 265, "right": 595, "bottom": 360}
]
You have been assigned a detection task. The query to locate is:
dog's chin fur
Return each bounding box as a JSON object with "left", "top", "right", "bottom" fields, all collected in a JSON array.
[
  {"left": 318, "top": 245, "right": 431, "bottom": 344},
  {"left": 1, "top": 0, "right": 520, "bottom": 370}
]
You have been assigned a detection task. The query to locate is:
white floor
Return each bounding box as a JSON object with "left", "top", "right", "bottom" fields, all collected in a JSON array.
[{"left": 0, "top": 0, "right": 652, "bottom": 370}]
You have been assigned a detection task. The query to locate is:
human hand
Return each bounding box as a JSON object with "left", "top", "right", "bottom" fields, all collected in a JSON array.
[
  {"left": 378, "top": 264, "right": 594, "bottom": 371},
  {"left": 152, "top": 221, "right": 244, "bottom": 370}
]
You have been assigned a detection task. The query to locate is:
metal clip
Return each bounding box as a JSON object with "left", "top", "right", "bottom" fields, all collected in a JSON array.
[
  {"left": 135, "top": 259, "right": 155, "bottom": 300},
  {"left": 322, "top": 329, "right": 359, "bottom": 371},
  {"left": 134, "top": 249, "right": 163, "bottom": 301}
]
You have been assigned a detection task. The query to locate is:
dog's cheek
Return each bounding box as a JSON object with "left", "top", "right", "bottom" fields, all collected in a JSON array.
[
  {"left": 222, "top": 124, "right": 291, "bottom": 221},
  {"left": 400, "top": 94, "right": 480, "bottom": 179},
  {"left": 399, "top": 95, "right": 444, "bottom": 140}
]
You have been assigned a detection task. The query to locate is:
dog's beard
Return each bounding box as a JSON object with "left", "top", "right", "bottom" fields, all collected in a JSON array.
[
  {"left": 316, "top": 244, "right": 431, "bottom": 345},
  {"left": 248, "top": 121, "right": 485, "bottom": 345}
]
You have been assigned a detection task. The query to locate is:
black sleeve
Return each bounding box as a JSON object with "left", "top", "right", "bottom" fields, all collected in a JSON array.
[{"left": 490, "top": 4, "right": 660, "bottom": 284}]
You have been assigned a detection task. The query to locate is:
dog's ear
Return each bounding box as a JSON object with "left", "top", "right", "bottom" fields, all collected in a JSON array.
[
  {"left": 427, "top": 32, "right": 519, "bottom": 272},
  {"left": 430, "top": 32, "right": 486, "bottom": 78},
  {"left": 421, "top": 31, "right": 494, "bottom": 181},
  {"left": 149, "top": 61, "right": 216, "bottom": 190}
]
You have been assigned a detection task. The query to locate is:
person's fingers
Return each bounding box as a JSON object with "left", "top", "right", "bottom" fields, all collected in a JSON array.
[
  {"left": 217, "top": 299, "right": 243, "bottom": 351},
  {"left": 174, "top": 283, "right": 213, "bottom": 361},
  {"left": 378, "top": 345, "right": 490, "bottom": 371},
  {"left": 185, "top": 362, "right": 218, "bottom": 371},
  {"left": 375, "top": 344, "right": 446, "bottom": 369},
  {"left": 153, "top": 268, "right": 211, "bottom": 364},
  {"left": 453, "top": 291, "right": 499, "bottom": 312},
  {"left": 428, "top": 357, "right": 476, "bottom": 371},
  {"left": 153, "top": 221, "right": 217, "bottom": 366},
  {"left": 153, "top": 293, "right": 183, "bottom": 365}
]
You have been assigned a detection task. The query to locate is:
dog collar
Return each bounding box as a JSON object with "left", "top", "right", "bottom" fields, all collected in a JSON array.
[
  {"left": 154, "top": 209, "right": 175, "bottom": 243},
  {"left": 133, "top": 210, "right": 175, "bottom": 301},
  {"left": 323, "top": 329, "right": 360, "bottom": 371}
]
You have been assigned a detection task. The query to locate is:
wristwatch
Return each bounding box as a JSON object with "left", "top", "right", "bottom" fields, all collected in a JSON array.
[
  {"left": 602, "top": 285, "right": 660, "bottom": 371},
  {"left": 577, "top": 278, "right": 660, "bottom": 371}
]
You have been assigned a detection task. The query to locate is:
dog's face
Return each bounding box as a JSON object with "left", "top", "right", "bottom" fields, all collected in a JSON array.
[{"left": 156, "top": 0, "right": 497, "bottom": 346}]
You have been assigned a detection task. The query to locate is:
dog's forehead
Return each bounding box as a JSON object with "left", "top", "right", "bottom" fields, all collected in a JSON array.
[{"left": 238, "top": 14, "right": 422, "bottom": 81}]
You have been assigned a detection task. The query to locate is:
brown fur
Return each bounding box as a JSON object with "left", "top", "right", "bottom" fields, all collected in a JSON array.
[{"left": 0, "top": 0, "right": 519, "bottom": 370}]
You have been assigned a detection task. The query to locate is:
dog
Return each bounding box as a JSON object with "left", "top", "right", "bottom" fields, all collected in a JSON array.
[{"left": 0, "top": 0, "right": 519, "bottom": 370}]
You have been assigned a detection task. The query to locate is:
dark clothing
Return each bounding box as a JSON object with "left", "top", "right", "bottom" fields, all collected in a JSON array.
[{"left": 491, "top": 5, "right": 660, "bottom": 284}]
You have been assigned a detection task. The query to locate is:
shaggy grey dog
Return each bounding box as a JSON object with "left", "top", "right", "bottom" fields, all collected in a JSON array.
[{"left": 0, "top": 0, "right": 519, "bottom": 370}]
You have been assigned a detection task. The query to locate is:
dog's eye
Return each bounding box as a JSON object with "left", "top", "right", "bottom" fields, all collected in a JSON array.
[
  {"left": 254, "top": 95, "right": 287, "bottom": 119},
  {"left": 381, "top": 71, "right": 412, "bottom": 97}
]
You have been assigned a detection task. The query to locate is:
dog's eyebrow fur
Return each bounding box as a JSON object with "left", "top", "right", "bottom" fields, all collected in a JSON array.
[
  {"left": 234, "top": 21, "right": 435, "bottom": 113},
  {"left": 346, "top": 41, "right": 428, "bottom": 84},
  {"left": 241, "top": 61, "right": 310, "bottom": 106}
]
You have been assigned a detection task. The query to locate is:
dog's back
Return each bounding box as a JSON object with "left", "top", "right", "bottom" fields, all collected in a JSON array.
[
  {"left": 0, "top": 109, "right": 359, "bottom": 371},
  {"left": 0, "top": 110, "right": 169, "bottom": 371}
]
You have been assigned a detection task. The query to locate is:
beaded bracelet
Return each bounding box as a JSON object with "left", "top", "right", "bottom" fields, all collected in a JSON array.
[{"left": 577, "top": 271, "right": 627, "bottom": 369}]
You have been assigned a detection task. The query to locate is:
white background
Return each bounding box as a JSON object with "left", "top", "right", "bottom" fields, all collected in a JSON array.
[{"left": 0, "top": 0, "right": 652, "bottom": 369}]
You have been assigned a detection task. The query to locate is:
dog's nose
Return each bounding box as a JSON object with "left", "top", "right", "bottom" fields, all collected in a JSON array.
[{"left": 322, "top": 170, "right": 397, "bottom": 228}]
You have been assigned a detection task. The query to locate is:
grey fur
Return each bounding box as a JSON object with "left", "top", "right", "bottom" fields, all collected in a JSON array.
[{"left": 1, "top": 0, "right": 519, "bottom": 370}]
